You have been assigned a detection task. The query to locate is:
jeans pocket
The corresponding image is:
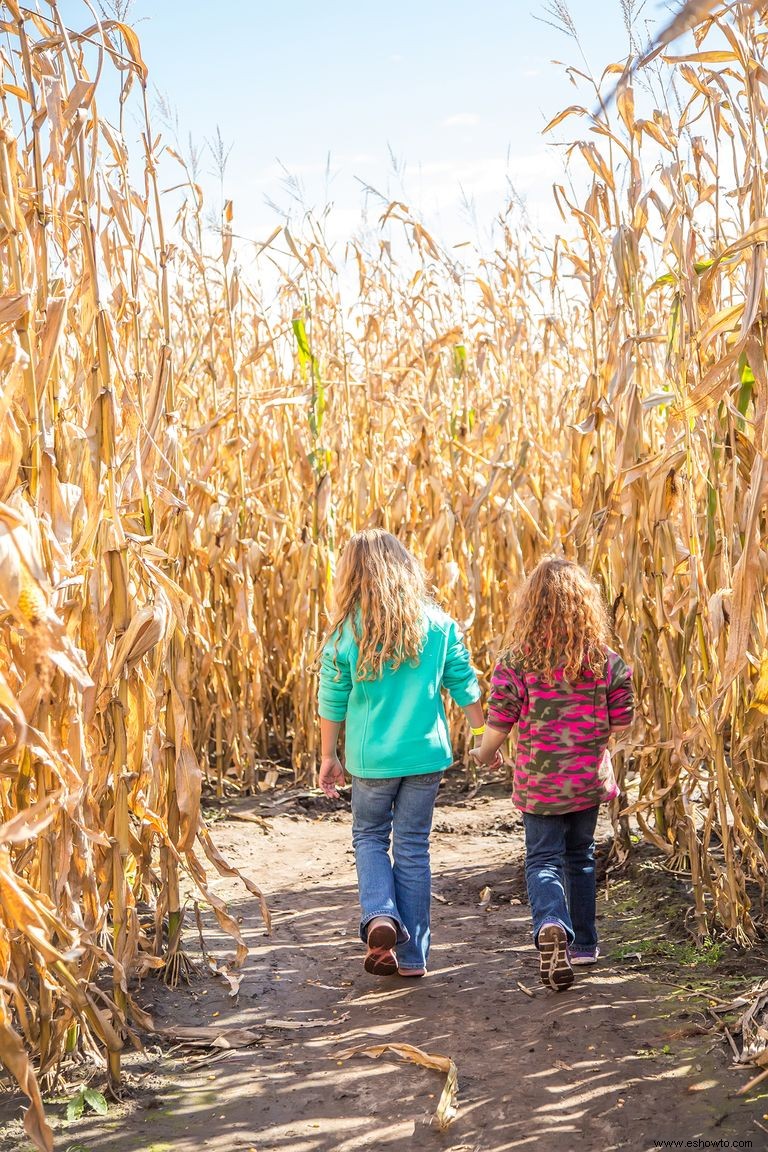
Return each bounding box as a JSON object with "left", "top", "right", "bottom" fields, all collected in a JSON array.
[{"left": 412, "top": 772, "right": 442, "bottom": 786}]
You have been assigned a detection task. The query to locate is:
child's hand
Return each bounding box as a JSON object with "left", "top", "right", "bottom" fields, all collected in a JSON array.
[
  {"left": 469, "top": 747, "right": 505, "bottom": 771},
  {"left": 319, "top": 755, "right": 345, "bottom": 798}
]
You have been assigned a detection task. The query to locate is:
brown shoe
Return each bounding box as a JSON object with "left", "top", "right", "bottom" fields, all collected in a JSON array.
[
  {"left": 538, "top": 923, "right": 574, "bottom": 992},
  {"left": 364, "top": 917, "right": 398, "bottom": 975}
]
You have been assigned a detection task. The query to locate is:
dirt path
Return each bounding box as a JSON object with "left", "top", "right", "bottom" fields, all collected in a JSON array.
[{"left": 2, "top": 784, "right": 766, "bottom": 1152}]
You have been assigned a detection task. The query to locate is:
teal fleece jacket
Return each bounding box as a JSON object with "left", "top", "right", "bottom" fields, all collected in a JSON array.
[{"left": 318, "top": 603, "right": 481, "bottom": 778}]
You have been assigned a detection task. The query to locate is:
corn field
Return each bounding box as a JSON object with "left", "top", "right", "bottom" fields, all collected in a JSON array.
[{"left": 1, "top": 0, "right": 768, "bottom": 1145}]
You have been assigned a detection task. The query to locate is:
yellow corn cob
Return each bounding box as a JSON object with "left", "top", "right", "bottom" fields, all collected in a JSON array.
[
  {"left": 15, "top": 577, "right": 47, "bottom": 628},
  {"left": 749, "top": 653, "right": 768, "bottom": 717}
]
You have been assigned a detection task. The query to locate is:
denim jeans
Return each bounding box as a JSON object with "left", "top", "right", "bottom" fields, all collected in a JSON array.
[
  {"left": 522, "top": 806, "right": 600, "bottom": 950},
  {"left": 351, "top": 772, "right": 442, "bottom": 970}
]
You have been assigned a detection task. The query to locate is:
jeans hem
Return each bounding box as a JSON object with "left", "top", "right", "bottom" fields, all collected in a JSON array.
[
  {"left": 360, "top": 911, "right": 409, "bottom": 945},
  {"left": 535, "top": 918, "right": 574, "bottom": 949},
  {"left": 396, "top": 952, "right": 427, "bottom": 969}
]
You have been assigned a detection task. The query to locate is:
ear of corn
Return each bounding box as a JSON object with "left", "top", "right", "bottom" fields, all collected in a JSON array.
[{"left": 0, "top": 1, "right": 768, "bottom": 1142}]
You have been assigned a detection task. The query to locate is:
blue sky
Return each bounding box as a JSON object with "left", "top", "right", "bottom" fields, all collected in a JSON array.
[{"left": 58, "top": 1, "right": 670, "bottom": 246}]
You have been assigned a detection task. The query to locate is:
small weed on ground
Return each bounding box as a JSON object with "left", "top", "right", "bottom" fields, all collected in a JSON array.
[{"left": 612, "top": 938, "right": 727, "bottom": 967}]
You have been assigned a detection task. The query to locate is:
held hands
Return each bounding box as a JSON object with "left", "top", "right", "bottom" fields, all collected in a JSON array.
[
  {"left": 319, "top": 755, "right": 345, "bottom": 798},
  {"left": 465, "top": 716, "right": 505, "bottom": 772},
  {"left": 469, "top": 745, "right": 505, "bottom": 771}
]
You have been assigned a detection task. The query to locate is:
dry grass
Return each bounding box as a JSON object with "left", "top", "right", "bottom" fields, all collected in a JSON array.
[{"left": 1, "top": 0, "right": 768, "bottom": 1143}]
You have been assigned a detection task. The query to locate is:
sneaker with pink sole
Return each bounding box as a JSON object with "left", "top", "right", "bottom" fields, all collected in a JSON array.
[{"left": 363, "top": 916, "right": 398, "bottom": 976}]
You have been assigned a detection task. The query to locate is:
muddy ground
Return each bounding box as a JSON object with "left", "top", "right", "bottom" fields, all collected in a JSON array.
[{"left": 2, "top": 776, "right": 768, "bottom": 1152}]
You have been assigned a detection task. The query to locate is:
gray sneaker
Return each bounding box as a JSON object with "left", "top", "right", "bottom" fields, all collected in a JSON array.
[{"left": 538, "top": 923, "right": 574, "bottom": 991}]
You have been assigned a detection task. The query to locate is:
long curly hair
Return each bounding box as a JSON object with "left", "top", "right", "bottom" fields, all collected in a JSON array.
[
  {"left": 503, "top": 557, "right": 611, "bottom": 682},
  {"left": 324, "top": 529, "right": 428, "bottom": 680}
]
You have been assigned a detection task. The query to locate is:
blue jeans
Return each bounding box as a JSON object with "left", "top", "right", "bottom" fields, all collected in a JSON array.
[
  {"left": 522, "top": 806, "right": 599, "bottom": 950},
  {"left": 351, "top": 772, "right": 442, "bottom": 970}
]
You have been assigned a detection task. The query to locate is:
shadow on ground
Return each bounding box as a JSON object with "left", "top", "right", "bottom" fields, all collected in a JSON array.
[{"left": 1, "top": 793, "right": 766, "bottom": 1152}]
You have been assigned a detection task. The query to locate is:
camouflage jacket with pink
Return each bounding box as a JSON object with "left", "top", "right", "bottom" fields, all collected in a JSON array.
[{"left": 487, "top": 649, "right": 634, "bottom": 815}]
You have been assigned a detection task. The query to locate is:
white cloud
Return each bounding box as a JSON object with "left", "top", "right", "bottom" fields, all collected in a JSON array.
[
  {"left": 442, "top": 113, "right": 481, "bottom": 129},
  {"left": 211, "top": 147, "right": 571, "bottom": 265}
]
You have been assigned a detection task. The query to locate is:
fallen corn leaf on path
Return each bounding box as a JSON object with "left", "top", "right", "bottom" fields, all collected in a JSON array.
[{"left": 2, "top": 784, "right": 766, "bottom": 1152}]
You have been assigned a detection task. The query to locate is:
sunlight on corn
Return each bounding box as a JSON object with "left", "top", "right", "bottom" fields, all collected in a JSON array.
[{"left": 0, "top": 0, "right": 767, "bottom": 1143}]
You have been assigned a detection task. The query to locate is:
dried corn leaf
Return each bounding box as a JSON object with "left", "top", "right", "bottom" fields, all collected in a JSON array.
[
  {"left": 338, "top": 1041, "right": 459, "bottom": 1130},
  {"left": 0, "top": 998, "right": 52, "bottom": 1152},
  {"left": 157, "top": 1024, "right": 262, "bottom": 1049}
]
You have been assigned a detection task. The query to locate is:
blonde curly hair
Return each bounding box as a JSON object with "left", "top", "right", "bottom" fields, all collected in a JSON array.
[
  {"left": 504, "top": 557, "right": 611, "bottom": 682},
  {"left": 325, "top": 529, "right": 428, "bottom": 680}
]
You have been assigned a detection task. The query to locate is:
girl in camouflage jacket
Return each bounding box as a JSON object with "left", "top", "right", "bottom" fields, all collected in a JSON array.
[{"left": 472, "top": 558, "right": 634, "bottom": 991}]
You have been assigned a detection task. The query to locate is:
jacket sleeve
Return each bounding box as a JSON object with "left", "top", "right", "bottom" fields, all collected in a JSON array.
[
  {"left": 441, "top": 619, "right": 481, "bottom": 707},
  {"left": 607, "top": 652, "right": 634, "bottom": 729},
  {"left": 487, "top": 662, "right": 525, "bottom": 731},
  {"left": 318, "top": 633, "right": 353, "bottom": 722}
]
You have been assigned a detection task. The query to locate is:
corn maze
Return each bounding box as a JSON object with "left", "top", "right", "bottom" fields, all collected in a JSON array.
[{"left": 0, "top": 0, "right": 768, "bottom": 1146}]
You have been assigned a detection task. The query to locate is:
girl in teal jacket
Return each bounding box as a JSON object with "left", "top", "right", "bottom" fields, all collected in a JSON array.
[{"left": 318, "top": 529, "right": 486, "bottom": 977}]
